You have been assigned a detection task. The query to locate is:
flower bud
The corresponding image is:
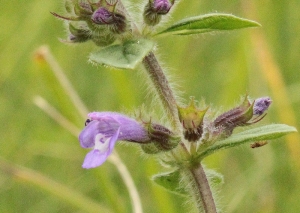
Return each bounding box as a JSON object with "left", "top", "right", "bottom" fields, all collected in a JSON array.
[
  {"left": 143, "top": 6, "right": 161, "bottom": 26},
  {"left": 91, "top": 7, "right": 127, "bottom": 33},
  {"left": 253, "top": 97, "right": 272, "bottom": 116},
  {"left": 74, "top": 2, "right": 93, "bottom": 18},
  {"left": 143, "top": 0, "right": 174, "bottom": 26},
  {"left": 213, "top": 96, "right": 252, "bottom": 130},
  {"left": 178, "top": 97, "right": 208, "bottom": 142},
  {"left": 92, "top": 7, "right": 115, "bottom": 24},
  {"left": 152, "top": 0, "right": 173, "bottom": 14},
  {"left": 213, "top": 96, "right": 272, "bottom": 138},
  {"left": 150, "top": 123, "right": 180, "bottom": 150},
  {"left": 67, "top": 22, "right": 91, "bottom": 43},
  {"left": 141, "top": 123, "right": 180, "bottom": 154}
]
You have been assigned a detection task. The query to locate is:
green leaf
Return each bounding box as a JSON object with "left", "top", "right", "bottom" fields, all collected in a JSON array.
[
  {"left": 205, "top": 168, "right": 224, "bottom": 186},
  {"left": 89, "top": 39, "right": 154, "bottom": 70},
  {"left": 197, "top": 124, "right": 297, "bottom": 160},
  {"left": 156, "top": 13, "right": 261, "bottom": 36},
  {"left": 152, "top": 168, "right": 224, "bottom": 196},
  {"left": 152, "top": 170, "right": 187, "bottom": 196}
]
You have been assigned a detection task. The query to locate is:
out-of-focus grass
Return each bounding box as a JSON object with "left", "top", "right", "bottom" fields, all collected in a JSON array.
[{"left": 1, "top": 0, "right": 300, "bottom": 213}]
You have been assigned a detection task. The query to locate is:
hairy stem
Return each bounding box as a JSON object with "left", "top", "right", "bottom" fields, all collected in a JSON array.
[
  {"left": 142, "top": 51, "right": 181, "bottom": 132},
  {"left": 142, "top": 51, "right": 217, "bottom": 212},
  {"left": 189, "top": 163, "right": 217, "bottom": 213}
]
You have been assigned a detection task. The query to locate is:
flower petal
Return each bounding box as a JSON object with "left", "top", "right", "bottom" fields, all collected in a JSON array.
[
  {"left": 88, "top": 112, "right": 149, "bottom": 142},
  {"left": 79, "top": 120, "right": 101, "bottom": 148},
  {"left": 88, "top": 112, "right": 117, "bottom": 120},
  {"left": 253, "top": 97, "right": 272, "bottom": 115},
  {"left": 107, "top": 127, "right": 120, "bottom": 156},
  {"left": 82, "top": 128, "right": 120, "bottom": 169},
  {"left": 79, "top": 118, "right": 120, "bottom": 148},
  {"left": 82, "top": 149, "right": 108, "bottom": 169}
]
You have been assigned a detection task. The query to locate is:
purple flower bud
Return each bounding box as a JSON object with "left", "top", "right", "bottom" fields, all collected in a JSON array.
[
  {"left": 253, "top": 97, "right": 272, "bottom": 116},
  {"left": 91, "top": 7, "right": 115, "bottom": 25},
  {"left": 143, "top": 0, "right": 174, "bottom": 26},
  {"left": 65, "top": 23, "right": 91, "bottom": 43},
  {"left": 212, "top": 96, "right": 272, "bottom": 138},
  {"left": 91, "top": 7, "right": 127, "bottom": 33},
  {"left": 152, "top": 0, "right": 173, "bottom": 14},
  {"left": 141, "top": 123, "right": 180, "bottom": 154},
  {"left": 79, "top": 112, "right": 150, "bottom": 169}
]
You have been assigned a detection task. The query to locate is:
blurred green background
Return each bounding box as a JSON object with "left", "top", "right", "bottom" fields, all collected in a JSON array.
[{"left": 1, "top": 0, "right": 300, "bottom": 212}]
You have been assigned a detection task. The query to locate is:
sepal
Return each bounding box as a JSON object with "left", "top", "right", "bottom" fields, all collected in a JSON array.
[
  {"left": 212, "top": 95, "right": 271, "bottom": 138},
  {"left": 178, "top": 97, "right": 208, "bottom": 142}
]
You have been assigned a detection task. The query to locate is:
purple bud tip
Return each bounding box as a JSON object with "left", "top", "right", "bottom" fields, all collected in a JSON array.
[
  {"left": 153, "top": 0, "right": 172, "bottom": 14},
  {"left": 253, "top": 97, "right": 272, "bottom": 115},
  {"left": 91, "top": 7, "right": 114, "bottom": 25}
]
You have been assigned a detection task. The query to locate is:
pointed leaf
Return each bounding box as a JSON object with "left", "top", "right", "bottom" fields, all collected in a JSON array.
[
  {"left": 197, "top": 124, "right": 297, "bottom": 160},
  {"left": 89, "top": 39, "right": 154, "bottom": 70},
  {"left": 152, "top": 170, "right": 187, "bottom": 196},
  {"left": 156, "top": 13, "right": 261, "bottom": 36}
]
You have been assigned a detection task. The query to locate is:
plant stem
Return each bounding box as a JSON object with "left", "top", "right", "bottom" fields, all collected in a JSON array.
[
  {"left": 190, "top": 163, "right": 217, "bottom": 213},
  {"left": 142, "top": 51, "right": 217, "bottom": 212},
  {"left": 142, "top": 51, "right": 181, "bottom": 132}
]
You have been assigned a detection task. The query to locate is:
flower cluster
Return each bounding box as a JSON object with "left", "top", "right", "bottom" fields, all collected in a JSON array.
[
  {"left": 52, "top": 0, "right": 176, "bottom": 45},
  {"left": 51, "top": 0, "right": 127, "bottom": 46}
]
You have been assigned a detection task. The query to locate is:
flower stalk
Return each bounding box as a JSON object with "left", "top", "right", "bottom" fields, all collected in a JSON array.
[
  {"left": 142, "top": 51, "right": 181, "bottom": 132},
  {"left": 142, "top": 51, "right": 217, "bottom": 212},
  {"left": 189, "top": 164, "right": 217, "bottom": 213}
]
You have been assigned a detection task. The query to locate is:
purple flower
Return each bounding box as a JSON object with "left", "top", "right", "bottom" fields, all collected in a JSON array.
[
  {"left": 152, "top": 0, "right": 173, "bottom": 14},
  {"left": 91, "top": 7, "right": 115, "bottom": 25},
  {"left": 79, "top": 112, "right": 150, "bottom": 169},
  {"left": 253, "top": 97, "right": 272, "bottom": 115}
]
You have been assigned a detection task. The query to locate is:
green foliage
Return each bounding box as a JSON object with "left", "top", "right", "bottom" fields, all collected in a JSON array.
[
  {"left": 152, "top": 170, "right": 187, "bottom": 195},
  {"left": 1, "top": 0, "right": 300, "bottom": 213},
  {"left": 156, "top": 13, "right": 261, "bottom": 36},
  {"left": 197, "top": 124, "right": 297, "bottom": 160},
  {"left": 153, "top": 168, "right": 224, "bottom": 195},
  {"left": 205, "top": 168, "right": 224, "bottom": 186},
  {"left": 89, "top": 39, "right": 154, "bottom": 69}
]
